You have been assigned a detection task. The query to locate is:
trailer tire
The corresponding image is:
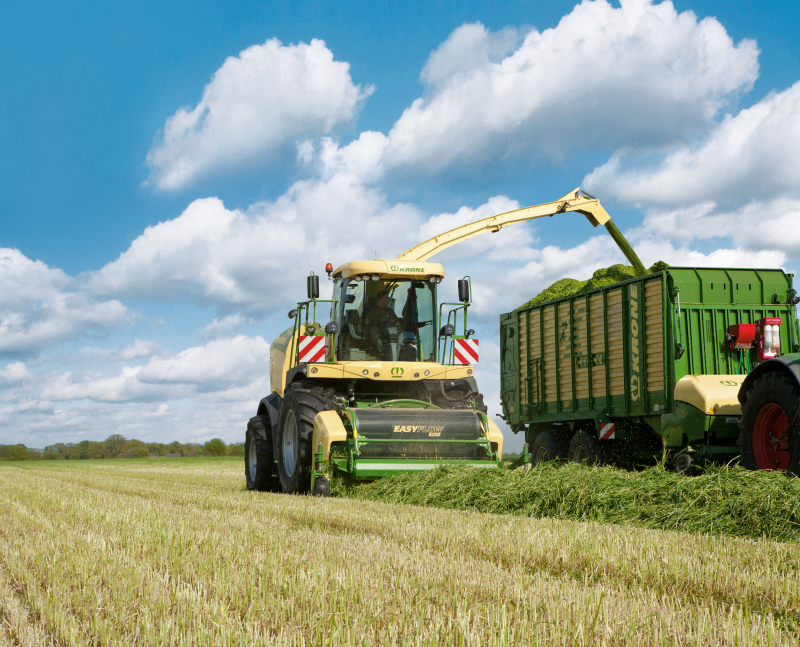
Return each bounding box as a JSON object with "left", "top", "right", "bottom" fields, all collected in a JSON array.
[
  {"left": 531, "top": 430, "right": 567, "bottom": 464},
  {"left": 277, "top": 382, "right": 334, "bottom": 493},
  {"left": 568, "top": 430, "right": 604, "bottom": 465},
  {"left": 245, "top": 416, "right": 279, "bottom": 491},
  {"left": 739, "top": 372, "right": 800, "bottom": 473}
]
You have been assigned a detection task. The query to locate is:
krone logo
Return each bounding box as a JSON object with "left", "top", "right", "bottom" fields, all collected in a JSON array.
[
  {"left": 391, "top": 366, "right": 404, "bottom": 377},
  {"left": 629, "top": 285, "right": 640, "bottom": 402}
]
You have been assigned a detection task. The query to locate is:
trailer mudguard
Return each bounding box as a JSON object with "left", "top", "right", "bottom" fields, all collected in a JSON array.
[
  {"left": 738, "top": 353, "right": 800, "bottom": 404},
  {"left": 257, "top": 392, "right": 283, "bottom": 459},
  {"left": 673, "top": 375, "right": 743, "bottom": 416}
]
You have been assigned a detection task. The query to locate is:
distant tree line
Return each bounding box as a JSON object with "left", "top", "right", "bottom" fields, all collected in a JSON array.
[{"left": 0, "top": 434, "right": 245, "bottom": 461}]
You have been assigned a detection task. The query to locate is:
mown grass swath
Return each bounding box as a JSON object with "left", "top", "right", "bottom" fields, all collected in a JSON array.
[
  {"left": 339, "top": 462, "right": 800, "bottom": 542},
  {"left": 1, "top": 459, "right": 798, "bottom": 645}
]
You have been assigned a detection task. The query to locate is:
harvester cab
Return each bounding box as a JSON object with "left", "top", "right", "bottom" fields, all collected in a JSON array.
[{"left": 244, "top": 189, "right": 617, "bottom": 495}]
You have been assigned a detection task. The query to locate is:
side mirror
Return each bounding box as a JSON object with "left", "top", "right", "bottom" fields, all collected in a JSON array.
[
  {"left": 307, "top": 274, "right": 320, "bottom": 300},
  {"left": 439, "top": 323, "right": 455, "bottom": 337},
  {"left": 458, "top": 279, "right": 470, "bottom": 303},
  {"left": 288, "top": 309, "right": 298, "bottom": 319},
  {"left": 325, "top": 321, "right": 339, "bottom": 334}
]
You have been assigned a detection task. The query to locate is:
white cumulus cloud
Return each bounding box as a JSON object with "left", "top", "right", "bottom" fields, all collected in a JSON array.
[
  {"left": 584, "top": 82, "right": 800, "bottom": 258},
  {"left": 41, "top": 335, "right": 270, "bottom": 403},
  {"left": 145, "top": 38, "right": 374, "bottom": 190},
  {"left": 0, "top": 248, "right": 131, "bottom": 356},
  {"left": 88, "top": 175, "right": 423, "bottom": 311},
  {"left": 585, "top": 81, "right": 800, "bottom": 207},
  {"left": 0, "top": 362, "right": 29, "bottom": 387},
  {"left": 380, "top": 0, "right": 758, "bottom": 173}
]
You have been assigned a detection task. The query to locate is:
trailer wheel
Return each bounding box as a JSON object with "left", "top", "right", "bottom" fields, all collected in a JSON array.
[
  {"left": 568, "top": 431, "right": 604, "bottom": 465},
  {"left": 739, "top": 372, "right": 800, "bottom": 473},
  {"left": 245, "top": 416, "right": 279, "bottom": 491},
  {"left": 673, "top": 452, "right": 698, "bottom": 475},
  {"left": 531, "top": 431, "right": 567, "bottom": 464},
  {"left": 277, "top": 382, "right": 333, "bottom": 493}
]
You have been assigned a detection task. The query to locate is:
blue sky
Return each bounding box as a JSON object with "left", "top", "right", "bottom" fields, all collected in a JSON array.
[{"left": 2, "top": 0, "right": 799, "bottom": 450}]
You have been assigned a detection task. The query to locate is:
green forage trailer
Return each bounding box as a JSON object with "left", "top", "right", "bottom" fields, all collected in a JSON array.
[{"left": 499, "top": 267, "right": 799, "bottom": 472}]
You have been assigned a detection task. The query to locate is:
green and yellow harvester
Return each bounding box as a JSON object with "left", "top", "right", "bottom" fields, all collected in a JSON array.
[{"left": 244, "top": 189, "right": 623, "bottom": 494}]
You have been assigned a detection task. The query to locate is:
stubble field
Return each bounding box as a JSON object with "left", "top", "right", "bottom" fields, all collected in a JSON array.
[{"left": 1, "top": 458, "right": 798, "bottom": 646}]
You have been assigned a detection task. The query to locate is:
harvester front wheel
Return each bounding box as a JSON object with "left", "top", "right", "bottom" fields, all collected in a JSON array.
[
  {"left": 531, "top": 430, "right": 567, "bottom": 465},
  {"left": 568, "top": 431, "right": 604, "bottom": 465},
  {"left": 739, "top": 372, "right": 800, "bottom": 473},
  {"left": 245, "top": 416, "right": 279, "bottom": 491},
  {"left": 277, "top": 382, "right": 331, "bottom": 493}
]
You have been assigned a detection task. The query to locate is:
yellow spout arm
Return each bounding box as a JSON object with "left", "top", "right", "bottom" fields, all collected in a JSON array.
[{"left": 397, "top": 188, "right": 611, "bottom": 262}]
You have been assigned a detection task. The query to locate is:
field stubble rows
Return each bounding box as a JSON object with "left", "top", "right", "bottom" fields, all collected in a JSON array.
[{"left": 0, "top": 458, "right": 798, "bottom": 646}]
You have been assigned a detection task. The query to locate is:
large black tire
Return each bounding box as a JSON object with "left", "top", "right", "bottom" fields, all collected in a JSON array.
[
  {"left": 277, "top": 382, "right": 335, "bottom": 493},
  {"left": 568, "top": 430, "right": 604, "bottom": 465},
  {"left": 245, "top": 416, "right": 279, "bottom": 491},
  {"left": 739, "top": 371, "right": 800, "bottom": 473},
  {"left": 531, "top": 430, "right": 567, "bottom": 465}
]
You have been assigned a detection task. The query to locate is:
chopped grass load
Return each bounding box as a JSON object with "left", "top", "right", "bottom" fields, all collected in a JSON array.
[
  {"left": 338, "top": 462, "right": 800, "bottom": 543},
  {"left": 519, "top": 260, "right": 670, "bottom": 309}
]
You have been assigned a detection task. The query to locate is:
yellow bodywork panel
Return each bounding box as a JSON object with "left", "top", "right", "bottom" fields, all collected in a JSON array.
[
  {"left": 307, "top": 361, "right": 475, "bottom": 381},
  {"left": 674, "top": 375, "right": 744, "bottom": 416},
  {"left": 270, "top": 323, "right": 319, "bottom": 397},
  {"left": 485, "top": 417, "right": 504, "bottom": 460},
  {"left": 312, "top": 411, "right": 348, "bottom": 461}
]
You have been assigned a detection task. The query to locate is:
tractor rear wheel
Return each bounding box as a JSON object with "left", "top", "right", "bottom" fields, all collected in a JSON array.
[
  {"left": 531, "top": 430, "right": 567, "bottom": 465},
  {"left": 277, "top": 382, "right": 334, "bottom": 493},
  {"left": 568, "top": 430, "right": 604, "bottom": 465},
  {"left": 739, "top": 372, "right": 800, "bottom": 473},
  {"left": 245, "top": 416, "right": 279, "bottom": 491}
]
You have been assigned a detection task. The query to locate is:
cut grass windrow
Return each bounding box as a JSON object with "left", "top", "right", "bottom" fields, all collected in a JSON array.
[
  {"left": 339, "top": 462, "right": 800, "bottom": 543},
  {"left": 1, "top": 459, "right": 798, "bottom": 646}
]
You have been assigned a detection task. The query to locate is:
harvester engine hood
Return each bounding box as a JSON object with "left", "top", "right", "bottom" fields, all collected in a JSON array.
[{"left": 332, "top": 259, "right": 445, "bottom": 281}]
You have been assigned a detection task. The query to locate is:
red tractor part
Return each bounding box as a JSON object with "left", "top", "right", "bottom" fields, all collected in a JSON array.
[{"left": 752, "top": 402, "right": 793, "bottom": 470}]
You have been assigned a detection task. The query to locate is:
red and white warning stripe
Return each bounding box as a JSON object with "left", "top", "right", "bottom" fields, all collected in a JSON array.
[
  {"left": 454, "top": 338, "right": 479, "bottom": 365},
  {"left": 599, "top": 423, "right": 615, "bottom": 440},
  {"left": 298, "top": 335, "right": 326, "bottom": 363}
]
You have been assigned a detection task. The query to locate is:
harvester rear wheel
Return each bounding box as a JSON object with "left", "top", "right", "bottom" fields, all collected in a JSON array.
[
  {"left": 568, "top": 430, "right": 604, "bottom": 465},
  {"left": 245, "top": 416, "right": 279, "bottom": 491},
  {"left": 739, "top": 372, "right": 800, "bottom": 473},
  {"left": 277, "top": 382, "right": 333, "bottom": 493},
  {"left": 531, "top": 430, "right": 567, "bottom": 465}
]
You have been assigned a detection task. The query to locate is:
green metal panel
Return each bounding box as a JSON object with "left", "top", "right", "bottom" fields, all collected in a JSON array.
[
  {"left": 667, "top": 268, "right": 797, "bottom": 382},
  {"left": 503, "top": 267, "right": 798, "bottom": 442}
]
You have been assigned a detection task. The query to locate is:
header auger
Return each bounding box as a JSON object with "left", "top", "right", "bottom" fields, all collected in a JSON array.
[{"left": 244, "top": 188, "right": 639, "bottom": 494}]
